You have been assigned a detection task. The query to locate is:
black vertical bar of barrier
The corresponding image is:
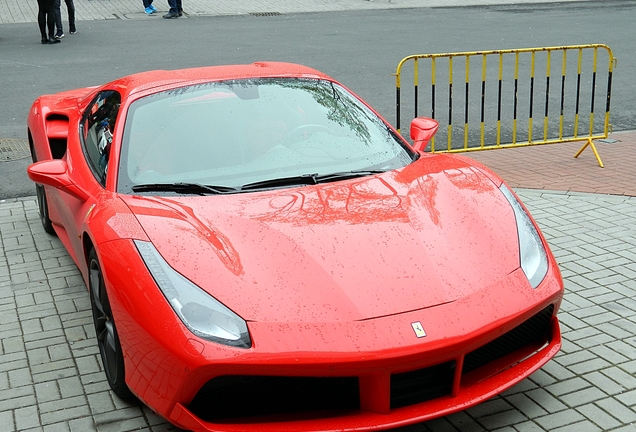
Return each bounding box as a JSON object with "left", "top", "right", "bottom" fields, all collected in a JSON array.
[
  {"left": 590, "top": 71, "right": 597, "bottom": 115},
  {"left": 529, "top": 77, "right": 534, "bottom": 123},
  {"left": 396, "top": 86, "right": 401, "bottom": 132},
  {"left": 432, "top": 82, "right": 436, "bottom": 119},
  {"left": 497, "top": 76, "right": 502, "bottom": 126},
  {"left": 513, "top": 79, "right": 518, "bottom": 122},
  {"left": 544, "top": 75, "right": 550, "bottom": 119},
  {"left": 465, "top": 81, "right": 469, "bottom": 125},
  {"left": 480, "top": 79, "right": 486, "bottom": 125},
  {"left": 606, "top": 71, "right": 613, "bottom": 113},
  {"left": 414, "top": 84, "right": 418, "bottom": 119},
  {"left": 449, "top": 82, "right": 453, "bottom": 131},
  {"left": 560, "top": 75, "right": 566, "bottom": 117},
  {"left": 575, "top": 72, "right": 581, "bottom": 116},
  {"left": 560, "top": 49, "right": 566, "bottom": 120}
]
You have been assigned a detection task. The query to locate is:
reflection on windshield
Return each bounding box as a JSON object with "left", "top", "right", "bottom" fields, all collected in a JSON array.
[{"left": 119, "top": 78, "right": 414, "bottom": 194}]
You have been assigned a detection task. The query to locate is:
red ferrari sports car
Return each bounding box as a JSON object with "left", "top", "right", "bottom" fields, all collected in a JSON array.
[{"left": 27, "top": 62, "right": 563, "bottom": 431}]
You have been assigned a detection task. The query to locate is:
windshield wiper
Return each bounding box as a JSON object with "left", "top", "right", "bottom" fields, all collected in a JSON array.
[
  {"left": 239, "top": 170, "right": 387, "bottom": 191},
  {"left": 313, "top": 169, "right": 387, "bottom": 182},
  {"left": 131, "top": 182, "right": 238, "bottom": 195},
  {"left": 239, "top": 174, "right": 320, "bottom": 191},
  {"left": 132, "top": 170, "right": 388, "bottom": 195}
]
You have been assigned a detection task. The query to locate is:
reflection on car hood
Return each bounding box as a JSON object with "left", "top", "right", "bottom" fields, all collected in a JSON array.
[{"left": 121, "top": 155, "right": 520, "bottom": 323}]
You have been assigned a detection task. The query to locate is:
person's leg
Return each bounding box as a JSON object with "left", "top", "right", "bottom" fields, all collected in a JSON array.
[
  {"left": 53, "top": 0, "right": 63, "bottom": 37},
  {"left": 143, "top": 0, "right": 154, "bottom": 14},
  {"left": 163, "top": 0, "right": 179, "bottom": 18},
  {"left": 37, "top": 0, "right": 49, "bottom": 42},
  {"left": 65, "top": 0, "right": 76, "bottom": 33},
  {"left": 45, "top": 0, "right": 60, "bottom": 43}
]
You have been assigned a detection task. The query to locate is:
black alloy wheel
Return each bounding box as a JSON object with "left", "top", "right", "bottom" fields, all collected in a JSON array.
[{"left": 88, "top": 248, "right": 133, "bottom": 399}]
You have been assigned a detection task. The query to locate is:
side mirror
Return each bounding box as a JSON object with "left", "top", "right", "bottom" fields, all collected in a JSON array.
[
  {"left": 410, "top": 117, "right": 439, "bottom": 151},
  {"left": 27, "top": 159, "right": 89, "bottom": 202}
]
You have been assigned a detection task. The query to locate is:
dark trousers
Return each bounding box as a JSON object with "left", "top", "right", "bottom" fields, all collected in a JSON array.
[
  {"left": 168, "top": 0, "right": 182, "bottom": 13},
  {"left": 37, "top": 0, "right": 56, "bottom": 40},
  {"left": 143, "top": 0, "right": 154, "bottom": 7},
  {"left": 54, "top": 0, "right": 76, "bottom": 34}
]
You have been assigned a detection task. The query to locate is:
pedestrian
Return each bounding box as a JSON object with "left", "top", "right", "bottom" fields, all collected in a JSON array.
[
  {"left": 37, "top": 0, "right": 60, "bottom": 44},
  {"left": 143, "top": 0, "right": 157, "bottom": 15},
  {"left": 163, "top": 0, "right": 183, "bottom": 19},
  {"left": 54, "top": 0, "right": 76, "bottom": 38}
]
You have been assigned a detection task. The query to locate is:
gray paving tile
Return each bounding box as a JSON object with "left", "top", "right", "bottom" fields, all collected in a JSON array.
[
  {"left": 551, "top": 420, "right": 602, "bottom": 432},
  {"left": 594, "top": 398, "right": 636, "bottom": 424},
  {"left": 577, "top": 402, "right": 624, "bottom": 430}
]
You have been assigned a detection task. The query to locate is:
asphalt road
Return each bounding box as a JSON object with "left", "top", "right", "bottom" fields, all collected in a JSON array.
[{"left": 1, "top": 0, "right": 635, "bottom": 198}]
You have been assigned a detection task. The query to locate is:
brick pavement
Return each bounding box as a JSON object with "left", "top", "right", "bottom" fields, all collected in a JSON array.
[
  {"left": 1, "top": 0, "right": 635, "bottom": 431},
  {"left": 466, "top": 130, "right": 636, "bottom": 197}
]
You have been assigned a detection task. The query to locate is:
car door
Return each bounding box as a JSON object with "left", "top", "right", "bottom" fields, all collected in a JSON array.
[{"left": 53, "top": 90, "right": 122, "bottom": 264}]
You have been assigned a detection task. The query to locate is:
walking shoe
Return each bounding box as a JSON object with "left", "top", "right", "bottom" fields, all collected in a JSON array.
[
  {"left": 48, "top": 37, "right": 61, "bottom": 44},
  {"left": 41, "top": 38, "right": 49, "bottom": 44},
  {"left": 163, "top": 11, "right": 179, "bottom": 18},
  {"left": 70, "top": 27, "right": 77, "bottom": 34},
  {"left": 149, "top": 4, "right": 157, "bottom": 12},
  {"left": 178, "top": 9, "right": 183, "bottom": 16},
  {"left": 55, "top": 33, "right": 64, "bottom": 39},
  {"left": 145, "top": 7, "right": 154, "bottom": 14}
]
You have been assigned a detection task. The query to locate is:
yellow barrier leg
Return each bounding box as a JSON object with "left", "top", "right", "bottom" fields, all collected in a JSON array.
[{"left": 574, "top": 138, "right": 604, "bottom": 168}]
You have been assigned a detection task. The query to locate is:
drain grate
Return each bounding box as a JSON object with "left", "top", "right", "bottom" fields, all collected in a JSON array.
[
  {"left": 0, "top": 138, "right": 31, "bottom": 161},
  {"left": 249, "top": 12, "right": 282, "bottom": 16}
]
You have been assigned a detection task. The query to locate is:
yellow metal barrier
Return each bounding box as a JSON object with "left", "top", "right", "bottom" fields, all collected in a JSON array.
[{"left": 395, "top": 45, "right": 616, "bottom": 167}]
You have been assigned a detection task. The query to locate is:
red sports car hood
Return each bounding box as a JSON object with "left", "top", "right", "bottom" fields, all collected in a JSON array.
[{"left": 122, "top": 155, "right": 521, "bottom": 323}]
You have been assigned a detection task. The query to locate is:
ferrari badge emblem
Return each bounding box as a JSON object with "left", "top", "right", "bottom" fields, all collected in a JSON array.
[{"left": 411, "top": 322, "right": 427, "bottom": 338}]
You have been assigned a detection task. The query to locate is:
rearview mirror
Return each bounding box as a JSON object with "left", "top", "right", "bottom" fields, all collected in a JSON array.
[
  {"left": 27, "top": 159, "right": 89, "bottom": 202},
  {"left": 410, "top": 117, "right": 439, "bottom": 151}
]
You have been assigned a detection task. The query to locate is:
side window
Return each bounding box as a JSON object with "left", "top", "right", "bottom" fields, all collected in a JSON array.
[{"left": 81, "top": 91, "right": 121, "bottom": 186}]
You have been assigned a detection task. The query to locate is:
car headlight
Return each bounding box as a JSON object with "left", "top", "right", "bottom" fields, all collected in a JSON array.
[
  {"left": 134, "top": 240, "right": 251, "bottom": 348},
  {"left": 500, "top": 185, "right": 549, "bottom": 288}
]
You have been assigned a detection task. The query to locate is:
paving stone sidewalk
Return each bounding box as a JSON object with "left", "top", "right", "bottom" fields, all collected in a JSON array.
[{"left": 1, "top": 189, "right": 635, "bottom": 431}]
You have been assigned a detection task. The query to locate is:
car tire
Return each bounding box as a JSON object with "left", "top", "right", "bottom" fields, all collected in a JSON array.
[
  {"left": 30, "top": 142, "right": 56, "bottom": 236},
  {"left": 35, "top": 184, "right": 56, "bottom": 236},
  {"left": 88, "top": 248, "right": 134, "bottom": 399}
]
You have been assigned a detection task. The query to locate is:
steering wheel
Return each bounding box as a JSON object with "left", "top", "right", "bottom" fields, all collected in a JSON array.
[{"left": 286, "top": 124, "right": 334, "bottom": 144}]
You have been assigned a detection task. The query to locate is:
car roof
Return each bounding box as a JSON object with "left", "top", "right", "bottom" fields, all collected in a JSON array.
[{"left": 107, "top": 62, "right": 331, "bottom": 99}]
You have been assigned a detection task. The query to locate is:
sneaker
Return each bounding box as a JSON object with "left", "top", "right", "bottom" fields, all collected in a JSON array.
[
  {"left": 48, "top": 37, "right": 61, "bottom": 44},
  {"left": 163, "top": 11, "right": 179, "bottom": 18},
  {"left": 178, "top": 10, "right": 183, "bottom": 16},
  {"left": 144, "top": 6, "right": 154, "bottom": 14},
  {"left": 70, "top": 27, "right": 77, "bottom": 35},
  {"left": 149, "top": 4, "right": 157, "bottom": 12},
  {"left": 55, "top": 33, "right": 64, "bottom": 39}
]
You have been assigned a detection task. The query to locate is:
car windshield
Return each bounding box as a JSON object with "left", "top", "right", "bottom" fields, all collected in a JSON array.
[{"left": 117, "top": 78, "right": 415, "bottom": 194}]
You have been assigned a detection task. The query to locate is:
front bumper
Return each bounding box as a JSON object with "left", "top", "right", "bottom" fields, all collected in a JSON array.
[
  {"left": 170, "top": 307, "right": 560, "bottom": 432},
  {"left": 97, "top": 240, "right": 563, "bottom": 432}
]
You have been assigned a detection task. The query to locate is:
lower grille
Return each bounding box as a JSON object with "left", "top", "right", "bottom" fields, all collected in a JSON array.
[
  {"left": 188, "top": 304, "right": 556, "bottom": 423},
  {"left": 391, "top": 361, "right": 455, "bottom": 409},
  {"left": 188, "top": 375, "right": 360, "bottom": 422},
  {"left": 463, "top": 304, "right": 554, "bottom": 374}
]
